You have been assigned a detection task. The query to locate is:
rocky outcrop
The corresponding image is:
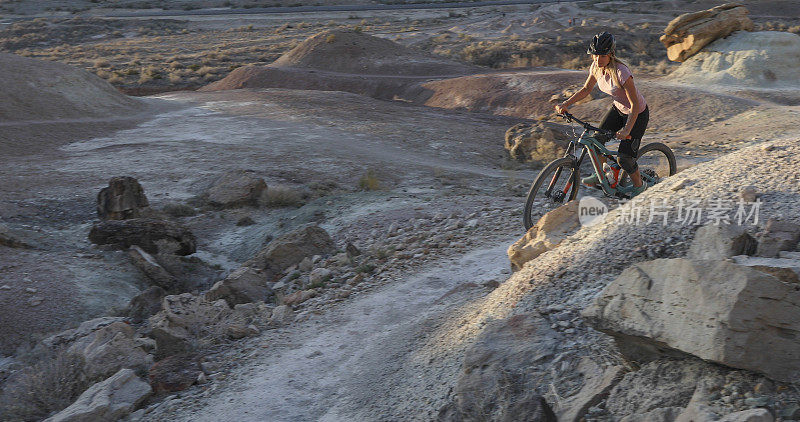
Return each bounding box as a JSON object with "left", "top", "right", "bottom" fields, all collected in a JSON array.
[
  {"left": 205, "top": 170, "right": 267, "bottom": 208},
  {"left": 129, "top": 246, "right": 181, "bottom": 291},
  {"left": 504, "top": 121, "right": 571, "bottom": 164},
  {"left": 508, "top": 200, "right": 579, "bottom": 271},
  {"left": 687, "top": 223, "right": 756, "bottom": 260},
  {"left": 606, "top": 358, "right": 727, "bottom": 420},
  {"left": 124, "top": 286, "right": 167, "bottom": 324},
  {"left": 582, "top": 258, "right": 800, "bottom": 382},
  {"left": 205, "top": 267, "right": 274, "bottom": 306},
  {"left": 147, "top": 293, "right": 234, "bottom": 357},
  {"left": 43, "top": 369, "right": 151, "bottom": 422},
  {"left": 96, "top": 176, "right": 149, "bottom": 220},
  {"left": 755, "top": 219, "right": 800, "bottom": 257},
  {"left": 557, "top": 358, "right": 626, "bottom": 422},
  {"left": 246, "top": 224, "right": 335, "bottom": 276},
  {"left": 660, "top": 3, "right": 754, "bottom": 62},
  {"left": 438, "top": 314, "right": 559, "bottom": 421},
  {"left": 148, "top": 354, "right": 203, "bottom": 394},
  {"left": 88, "top": 218, "right": 196, "bottom": 255},
  {"left": 41, "top": 317, "right": 153, "bottom": 380},
  {"left": 64, "top": 320, "right": 154, "bottom": 379}
]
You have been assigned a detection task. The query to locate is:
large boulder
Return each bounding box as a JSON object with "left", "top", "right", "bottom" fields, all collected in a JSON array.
[
  {"left": 147, "top": 293, "right": 232, "bottom": 357},
  {"left": 88, "top": 218, "right": 196, "bottom": 256},
  {"left": 668, "top": 31, "right": 800, "bottom": 87},
  {"left": 438, "top": 314, "right": 559, "bottom": 421},
  {"left": 205, "top": 266, "right": 274, "bottom": 306},
  {"left": 65, "top": 320, "right": 154, "bottom": 380},
  {"left": 687, "top": 223, "right": 756, "bottom": 260},
  {"left": 582, "top": 258, "right": 800, "bottom": 382},
  {"left": 96, "top": 176, "right": 149, "bottom": 220},
  {"left": 755, "top": 218, "right": 800, "bottom": 258},
  {"left": 246, "top": 224, "right": 335, "bottom": 276},
  {"left": 508, "top": 200, "right": 579, "bottom": 271},
  {"left": 43, "top": 369, "right": 151, "bottom": 422},
  {"left": 205, "top": 170, "right": 267, "bottom": 208},
  {"left": 660, "top": 3, "right": 754, "bottom": 62},
  {"left": 504, "top": 121, "right": 571, "bottom": 165},
  {"left": 41, "top": 317, "right": 153, "bottom": 380}
]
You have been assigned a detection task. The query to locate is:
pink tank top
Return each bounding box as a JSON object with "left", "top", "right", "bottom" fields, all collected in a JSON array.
[{"left": 593, "top": 63, "right": 646, "bottom": 115}]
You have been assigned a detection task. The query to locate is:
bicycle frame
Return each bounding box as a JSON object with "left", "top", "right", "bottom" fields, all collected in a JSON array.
[{"left": 548, "top": 112, "right": 654, "bottom": 199}]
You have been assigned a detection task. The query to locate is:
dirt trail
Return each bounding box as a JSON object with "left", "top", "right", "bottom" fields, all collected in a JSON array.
[{"left": 145, "top": 241, "right": 514, "bottom": 421}]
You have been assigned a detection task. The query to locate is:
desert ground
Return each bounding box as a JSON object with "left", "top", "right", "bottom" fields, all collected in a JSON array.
[{"left": 1, "top": 0, "right": 800, "bottom": 421}]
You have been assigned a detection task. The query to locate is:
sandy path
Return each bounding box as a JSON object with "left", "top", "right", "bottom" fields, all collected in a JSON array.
[{"left": 145, "top": 240, "right": 514, "bottom": 421}]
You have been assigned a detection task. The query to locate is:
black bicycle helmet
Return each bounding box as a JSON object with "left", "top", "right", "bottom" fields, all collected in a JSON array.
[{"left": 587, "top": 31, "right": 615, "bottom": 55}]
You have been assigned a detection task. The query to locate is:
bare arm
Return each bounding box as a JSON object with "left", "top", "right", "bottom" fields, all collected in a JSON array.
[
  {"left": 617, "top": 76, "right": 641, "bottom": 138},
  {"left": 555, "top": 72, "right": 597, "bottom": 113}
]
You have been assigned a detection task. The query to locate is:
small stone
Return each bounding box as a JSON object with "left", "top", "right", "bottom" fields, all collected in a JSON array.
[
  {"left": 671, "top": 179, "right": 690, "bottom": 191},
  {"left": 0, "top": 285, "right": 11, "bottom": 290},
  {"left": 298, "top": 257, "right": 313, "bottom": 272},
  {"left": 346, "top": 242, "right": 361, "bottom": 256},
  {"left": 762, "top": 144, "right": 775, "bottom": 152},
  {"left": 739, "top": 185, "right": 758, "bottom": 202},
  {"left": 236, "top": 216, "right": 255, "bottom": 226},
  {"left": 465, "top": 219, "right": 479, "bottom": 228},
  {"left": 196, "top": 372, "right": 207, "bottom": 384},
  {"left": 25, "top": 287, "right": 37, "bottom": 293},
  {"left": 28, "top": 296, "right": 43, "bottom": 306}
]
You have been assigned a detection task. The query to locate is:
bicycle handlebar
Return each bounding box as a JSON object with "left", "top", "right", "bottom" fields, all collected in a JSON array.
[{"left": 558, "top": 112, "right": 617, "bottom": 139}]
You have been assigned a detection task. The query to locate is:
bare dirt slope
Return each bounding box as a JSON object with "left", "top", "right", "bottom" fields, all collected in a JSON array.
[{"left": 0, "top": 86, "right": 527, "bottom": 356}]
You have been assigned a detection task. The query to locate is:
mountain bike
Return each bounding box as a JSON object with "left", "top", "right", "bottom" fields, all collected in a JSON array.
[{"left": 522, "top": 112, "right": 676, "bottom": 230}]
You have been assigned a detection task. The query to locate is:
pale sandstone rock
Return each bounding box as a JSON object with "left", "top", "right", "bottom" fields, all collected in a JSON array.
[
  {"left": 508, "top": 200, "right": 579, "bottom": 271},
  {"left": 44, "top": 369, "right": 151, "bottom": 422},
  {"left": 504, "top": 121, "right": 572, "bottom": 164},
  {"left": 660, "top": 3, "right": 754, "bottom": 62},
  {"left": 205, "top": 266, "right": 273, "bottom": 306},
  {"left": 205, "top": 170, "right": 267, "bottom": 208},
  {"left": 687, "top": 223, "right": 756, "bottom": 260},
  {"left": 247, "top": 224, "right": 335, "bottom": 275},
  {"left": 583, "top": 258, "right": 800, "bottom": 382}
]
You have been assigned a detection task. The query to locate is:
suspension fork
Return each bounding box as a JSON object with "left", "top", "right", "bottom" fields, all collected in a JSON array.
[{"left": 545, "top": 143, "right": 585, "bottom": 198}]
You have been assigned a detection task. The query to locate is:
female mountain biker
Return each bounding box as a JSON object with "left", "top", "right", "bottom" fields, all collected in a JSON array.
[{"left": 554, "top": 31, "right": 650, "bottom": 197}]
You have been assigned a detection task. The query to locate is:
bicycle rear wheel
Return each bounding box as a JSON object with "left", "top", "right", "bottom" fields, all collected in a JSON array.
[
  {"left": 637, "top": 142, "right": 677, "bottom": 185},
  {"left": 618, "top": 142, "right": 677, "bottom": 188},
  {"left": 523, "top": 157, "right": 580, "bottom": 230}
]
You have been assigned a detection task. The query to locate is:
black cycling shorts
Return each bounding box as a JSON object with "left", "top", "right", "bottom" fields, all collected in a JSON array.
[{"left": 599, "top": 104, "right": 649, "bottom": 158}]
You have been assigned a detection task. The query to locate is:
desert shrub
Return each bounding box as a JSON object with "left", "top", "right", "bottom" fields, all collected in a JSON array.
[
  {"left": 196, "top": 66, "right": 218, "bottom": 76},
  {"left": 92, "top": 58, "right": 109, "bottom": 68},
  {"left": 358, "top": 169, "right": 381, "bottom": 191},
  {"left": 0, "top": 352, "right": 99, "bottom": 422}
]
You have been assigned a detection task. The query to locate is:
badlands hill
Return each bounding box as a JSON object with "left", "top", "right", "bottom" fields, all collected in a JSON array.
[
  {"left": 200, "top": 30, "right": 483, "bottom": 96},
  {"left": 0, "top": 52, "right": 143, "bottom": 121},
  {"left": 269, "top": 29, "right": 482, "bottom": 76},
  {"left": 669, "top": 31, "right": 800, "bottom": 87}
]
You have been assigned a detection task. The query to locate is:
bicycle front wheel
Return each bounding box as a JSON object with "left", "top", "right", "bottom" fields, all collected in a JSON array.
[{"left": 523, "top": 157, "right": 580, "bottom": 230}]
